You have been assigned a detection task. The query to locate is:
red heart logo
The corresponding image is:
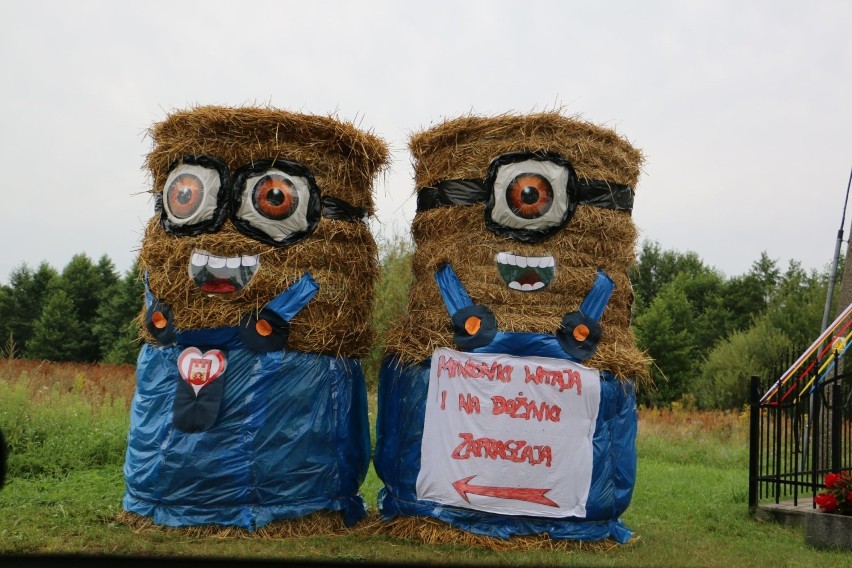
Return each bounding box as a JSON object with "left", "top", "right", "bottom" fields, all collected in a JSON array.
[{"left": 177, "top": 347, "right": 227, "bottom": 396}]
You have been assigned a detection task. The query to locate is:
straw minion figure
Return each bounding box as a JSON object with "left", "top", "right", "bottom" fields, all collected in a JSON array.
[
  {"left": 375, "top": 113, "right": 648, "bottom": 543},
  {"left": 123, "top": 106, "right": 387, "bottom": 530}
]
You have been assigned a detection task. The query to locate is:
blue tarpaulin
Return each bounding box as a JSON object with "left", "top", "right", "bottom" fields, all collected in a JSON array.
[
  {"left": 123, "top": 342, "right": 370, "bottom": 530},
  {"left": 374, "top": 351, "right": 637, "bottom": 543}
]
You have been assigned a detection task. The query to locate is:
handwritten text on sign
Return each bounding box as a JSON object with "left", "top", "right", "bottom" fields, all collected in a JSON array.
[{"left": 416, "top": 348, "right": 601, "bottom": 518}]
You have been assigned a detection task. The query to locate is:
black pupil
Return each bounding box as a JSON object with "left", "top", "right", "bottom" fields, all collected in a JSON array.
[
  {"left": 267, "top": 188, "right": 285, "bottom": 206},
  {"left": 177, "top": 186, "right": 193, "bottom": 204},
  {"left": 521, "top": 186, "right": 539, "bottom": 204}
]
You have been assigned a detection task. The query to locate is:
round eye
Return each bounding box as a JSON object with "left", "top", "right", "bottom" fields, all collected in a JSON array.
[
  {"left": 160, "top": 160, "right": 226, "bottom": 232},
  {"left": 506, "top": 173, "right": 553, "bottom": 219},
  {"left": 166, "top": 173, "right": 205, "bottom": 219},
  {"left": 232, "top": 160, "right": 321, "bottom": 247},
  {"left": 484, "top": 152, "right": 577, "bottom": 242},
  {"left": 253, "top": 174, "right": 299, "bottom": 220}
]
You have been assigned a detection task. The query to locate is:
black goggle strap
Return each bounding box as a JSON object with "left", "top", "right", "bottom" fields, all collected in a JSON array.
[
  {"left": 157, "top": 191, "right": 368, "bottom": 239},
  {"left": 321, "top": 196, "right": 369, "bottom": 222},
  {"left": 434, "top": 263, "right": 497, "bottom": 350},
  {"left": 416, "top": 178, "right": 634, "bottom": 213},
  {"left": 557, "top": 268, "right": 614, "bottom": 362}
]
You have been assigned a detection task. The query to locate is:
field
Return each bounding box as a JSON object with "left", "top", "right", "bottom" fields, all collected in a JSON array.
[{"left": 0, "top": 359, "right": 849, "bottom": 566}]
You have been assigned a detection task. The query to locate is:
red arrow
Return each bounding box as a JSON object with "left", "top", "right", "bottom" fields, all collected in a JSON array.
[{"left": 452, "top": 475, "right": 558, "bottom": 508}]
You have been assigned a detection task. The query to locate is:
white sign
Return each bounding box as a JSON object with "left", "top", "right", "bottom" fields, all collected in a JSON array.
[{"left": 416, "top": 347, "right": 601, "bottom": 518}]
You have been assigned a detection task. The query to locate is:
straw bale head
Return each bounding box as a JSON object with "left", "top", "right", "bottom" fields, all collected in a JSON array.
[
  {"left": 385, "top": 112, "right": 649, "bottom": 379},
  {"left": 140, "top": 106, "right": 388, "bottom": 357}
]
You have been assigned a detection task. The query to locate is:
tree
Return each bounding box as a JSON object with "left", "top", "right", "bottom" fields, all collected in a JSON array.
[
  {"left": 94, "top": 259, "right": 144, "bottom": 365},
  {"left": 634, "top": 284, "right": 697, "bottom": 406},
  {"left": 96, "top": 254, "right": 120, "bottom": 300},
  {"left": 0, "top": 262, "right": 58, "bottom": 354},
  {"left": 669, "top": 270, "right": 733, "bottom": 351},
  {"left": 25, "top": 289, "right": 83, "bottom": 362},
  {"left": 54, "top": 254, "right": 111, "bottom": 361},
  {"left": 720, "top": 274, "right": 766, "bottom": 332},
  {"left": 749, "top": 251, "right": 781, "bottom": 308},
  {"left": 629, "top": 240, "right": 708, "bottom": 315},
  {"left": 765, "top": 260, "right": 827, "bottom": 349}
]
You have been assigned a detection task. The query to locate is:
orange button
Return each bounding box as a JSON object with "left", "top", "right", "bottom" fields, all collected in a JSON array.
[
  {"left": 151, "top": 311, "right": 167, "bottom": 329},
  {"left": 256, "top": 319, "right": 273, "bottom": 337},
  {"left": 573, "top": 324, "right": 590, "bottom": 342},
  {"left": 465, "top": 316, "right": 482, "bottom": 335}
]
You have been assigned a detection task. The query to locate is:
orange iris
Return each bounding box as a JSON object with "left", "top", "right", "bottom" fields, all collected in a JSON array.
[
  {"left": 166, "top": 173, "right": 205, "bottom": 219},
  {"left": 506, "top": 173, "right": 553, "bottom": 219},
  {"left": 253, "top": 174, "right": 298, "bottom": 220}
]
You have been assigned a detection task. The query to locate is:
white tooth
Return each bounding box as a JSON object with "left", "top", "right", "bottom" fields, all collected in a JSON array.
[
  {"left": 191, "top": 253, "right": 208, "bottom": 267},
  {"left": 521, "top": 283, "right": 533, "bottom": 291},
  {"left": 531, "top": 282, "right": 545, "bottom": 290},
  {"left": 544, "top": 256, "right": 555, "bottom": 268},
  {"left": 226, "top": 256, "right": 241, "bottom": 268},
  {"left": 505, "top": 254, "right": 517, "bottom": 266},
  {"left": 508, "top": 281, "right": 523, "bottom": 291},
  {"left": 208, "top": 255, "right": 226, "bottom": 269},
  {"left": 241, "top": 255, "right": 257, "bottom": 267},
  {"left": 496, "top": 252, "right": 507, "bottom": 264},
  {"left": 516, "top": 256, "right": 528, "bottom": 268},
  {"left": 528, "top": 257, "right": 540, "bottom": 268}
]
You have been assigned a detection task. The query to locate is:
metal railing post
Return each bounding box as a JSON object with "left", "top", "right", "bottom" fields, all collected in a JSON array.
[
  {"left": 832, "top": 382, "right": 842, "bottom": 473},
  {"left": 749, "top": 375, "right": 761, "bottom": 511},
  {"left": 811, "top": 390, "right": 822, "bottom": 505}
]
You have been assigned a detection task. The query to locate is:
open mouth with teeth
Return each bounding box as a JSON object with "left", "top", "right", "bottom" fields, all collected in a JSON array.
[
  {"left": 188, "top": 249, "right": 260, "bottom": 294},
  {"left": 495, "top": 252, "right": 555, "bottom": 292}
]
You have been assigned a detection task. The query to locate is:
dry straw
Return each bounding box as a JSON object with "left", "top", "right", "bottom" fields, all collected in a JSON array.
[
  {"left": 385, "top": 111, "right": 650, "bottom": 381},
  {"left": 117, "top": 511, "right": 632, "bottom": 552},
  {"left": 139, "top": 106, "right": 388, "bottom": 357},
  {"left": 147, "top": 105, "right": 388, "bottom": 213}
]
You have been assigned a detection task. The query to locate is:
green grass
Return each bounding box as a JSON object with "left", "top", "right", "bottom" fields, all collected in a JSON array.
[
  {"left": 2, "top": 376, "right": 851, "bottom": 566},
  {"left": 1, "top": 379, "right": 129, "bottom": 478}
]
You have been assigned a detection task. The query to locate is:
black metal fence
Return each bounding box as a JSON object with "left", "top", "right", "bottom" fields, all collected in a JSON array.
[{"left": 749, "top": 356, "right": 852, "bottom": 510}]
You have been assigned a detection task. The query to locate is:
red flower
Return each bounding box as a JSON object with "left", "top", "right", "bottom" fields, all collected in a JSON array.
[
  {"left": 815, "top": 493, "right": 838, "bottom": 512},
  {"left": 847, "top": 490, "right": 852, "bottom": 503},
  {"left": 825, "top": 473, "right": 843, "bottom": 489}
]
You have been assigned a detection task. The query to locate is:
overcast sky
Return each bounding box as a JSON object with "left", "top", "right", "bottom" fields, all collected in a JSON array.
[{"left": 1, "top": 0, "right": 850, "bottom": 285}]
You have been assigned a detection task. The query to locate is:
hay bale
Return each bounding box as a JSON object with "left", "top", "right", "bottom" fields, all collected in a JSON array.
[
  {"left": 410, "top": 111, "right": 642, "bottom": 189},
  {"left": 116, "top": 509, "right": 356, "bottom": 538},
  {"left": 147, "top": 105, "right": 388, "bottom": 213},
  {"left": 117, "top": 510, "right": 633, "bottom": 551},
  {"left": 385, "top": 112, "right": 650, "bottom": 380},
  {"left": 139, "top": 106, "right": 388, "bottom": 357},
  {"left": 378, "top": 516, "right": 630, "bottom": 552}
]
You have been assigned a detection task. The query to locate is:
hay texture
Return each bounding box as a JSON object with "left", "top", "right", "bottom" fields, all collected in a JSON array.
[
  {"left": 384, "top": 112, "right": 650, "bottom": 380},
  {"left": 117, "top": 509, "right": 354, "bottom": 539},
  {"left": 117, "top": 510, "right": 629, "bottom": 552},
  {"left": 140, "top": 106, "right": 388, "bottom": 357},
  {"left": 379, "top": 516, "right": 630, "bottom": 552}
]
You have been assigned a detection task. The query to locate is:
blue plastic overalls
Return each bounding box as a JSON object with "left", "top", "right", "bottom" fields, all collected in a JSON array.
[
  {"left": 123, "top": 274, "right": 370, "bottom": 529},
  {"left": 374, "top": 264, "right": 637, "bottom": 543}
]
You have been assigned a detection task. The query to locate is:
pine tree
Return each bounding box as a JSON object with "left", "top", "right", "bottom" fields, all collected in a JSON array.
[
  {"left": 0, "top": 262, "right": 58, "bottom": 354},
  {"left": 25, "top": 289, "right": 83, "bottom": 362},
  {"left": 94, "top": 259, "right": 144, "bottom": 365},
  {"left": 55, "top": 254, "right": 108, "bottom": 361}
]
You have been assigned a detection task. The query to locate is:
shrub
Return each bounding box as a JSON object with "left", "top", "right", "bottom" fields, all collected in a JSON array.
[{"left": 694, "top": 317, "right": 791, "bottom": 409}]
